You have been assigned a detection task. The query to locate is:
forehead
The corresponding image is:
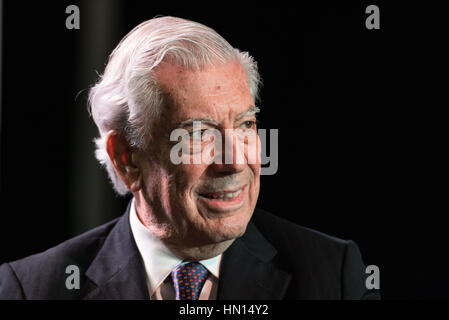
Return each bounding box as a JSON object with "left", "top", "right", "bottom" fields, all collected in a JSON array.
[{"left": 155, "top": 61, "right": 254, "bottom": 122}]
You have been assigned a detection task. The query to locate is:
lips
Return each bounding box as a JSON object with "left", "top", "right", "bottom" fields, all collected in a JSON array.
[
  {"left": 199, "top": 188, "right": 243, "bottom": 201},
  {"left": 197, "top": 185, "right": 247, "bottom": 212}
]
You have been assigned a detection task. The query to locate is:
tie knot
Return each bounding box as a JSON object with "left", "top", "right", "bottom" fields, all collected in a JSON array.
[{"left": 171, "top": 262, "right": 209, "bottom": 300}]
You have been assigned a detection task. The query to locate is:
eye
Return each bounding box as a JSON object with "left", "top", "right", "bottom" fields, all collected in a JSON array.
[
  {"left": 190, "top": 130, "right": 204, "bottom": 139},
  {"left": 190, "top": 129, "right": 206, "bottom": 139},
  {"left": 240, "top": 120, "right": 257, "bottom": 129}
]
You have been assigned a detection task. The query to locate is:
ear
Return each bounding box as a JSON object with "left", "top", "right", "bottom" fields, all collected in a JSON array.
[{"left": 105, "top": 130, "right": 142, "bottom": 192}]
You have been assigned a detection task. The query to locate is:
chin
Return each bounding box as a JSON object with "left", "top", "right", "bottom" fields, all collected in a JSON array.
[
  {"left": 204, "top": 212, "right": 252, "bottom": 242},
  {"left": 212, "top": 227, "right": 246, "bottom": 242}
]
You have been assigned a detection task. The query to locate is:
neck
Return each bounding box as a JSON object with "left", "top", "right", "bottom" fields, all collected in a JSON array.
[
  {"left": 133, "top": 193, "right": 236, "bottom": 261},
  {"left": 163, "top": 239, "right": 235, "bottom": 261}
]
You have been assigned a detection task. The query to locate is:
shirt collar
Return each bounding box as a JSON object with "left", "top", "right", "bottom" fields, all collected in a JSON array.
[{"left": 129, "top": 198, "right": 221, "bottom": 295}]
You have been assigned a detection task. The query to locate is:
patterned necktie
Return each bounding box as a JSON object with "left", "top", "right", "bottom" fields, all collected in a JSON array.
[{"left": 171, "top": 262, "right": 209, "bottom": 300}]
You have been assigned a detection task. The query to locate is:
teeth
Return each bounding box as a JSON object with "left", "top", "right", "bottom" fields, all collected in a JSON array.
[
  {"left": 232, "top": 189, "right": 242, "bottom": 197},
  {"left": 204, "top": 188, "right": 242, "bottom": 200}
]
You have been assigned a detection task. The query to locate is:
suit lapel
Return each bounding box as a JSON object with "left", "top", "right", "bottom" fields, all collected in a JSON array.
[
  {"left": 83, "top": 202, "right": 290, "bottom": 300},
  {"left": 84, "top": 202, "right": 149, "bottom": 300},
  {"left": 217, "top": 222, "right": 291, "bottom": 300}
]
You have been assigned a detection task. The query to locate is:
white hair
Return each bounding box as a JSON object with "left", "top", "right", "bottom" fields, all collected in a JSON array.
[{"left": 88, "top": 16, "right": 262, "bottom": 196}]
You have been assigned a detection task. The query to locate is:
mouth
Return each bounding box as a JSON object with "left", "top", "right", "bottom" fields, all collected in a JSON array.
[
  {"left": 199, "top": 187, "right": 243, "bottom": 200},
  {"left": 197, "top": 185, "right": 247, "bottom": 212}
]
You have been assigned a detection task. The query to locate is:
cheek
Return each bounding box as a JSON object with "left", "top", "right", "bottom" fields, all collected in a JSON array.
[
  {"left": 249, "top": 162, "right": 261, "bottom": 181},
  {"left": 141, "top": 163, "right": 169, "bottom": 197},
  {"left": 248, "top": 164, "right": 261, "bottom": 199},
  {"left": 241, "top": 133, "right": 262, "bottom": 167},
  {"left": 172, "top": 163, "right": 208, "bottom": 198}
]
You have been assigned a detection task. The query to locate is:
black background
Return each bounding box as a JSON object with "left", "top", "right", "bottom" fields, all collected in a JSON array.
[{"left": 1, "top": 1, "right": 448, "bottom": 299}]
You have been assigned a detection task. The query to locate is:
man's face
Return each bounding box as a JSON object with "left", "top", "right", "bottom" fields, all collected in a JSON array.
[{"left": 136, "top": 61, "right": 260, "bottom": 247}]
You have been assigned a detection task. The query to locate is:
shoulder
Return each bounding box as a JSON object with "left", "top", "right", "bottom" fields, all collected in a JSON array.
[
  {"left": 250, "top": 208, "right": 351, "bottom": 280},
  {"left": 0, "top": 217, "right": 120, "bottom": 299},
  {"left": 10, "top": 217, "right": 119, "bottom": 270},
  {"left": 251, "top": 207, "right": 349, "bottom": 254},
  {"left": 249, "top": 208, "right": 380, "bottom": 299}
]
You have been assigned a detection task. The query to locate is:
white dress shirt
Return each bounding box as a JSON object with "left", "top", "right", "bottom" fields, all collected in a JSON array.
[{"left": 129, "top": 198, "right": 221, "bottom": 300}]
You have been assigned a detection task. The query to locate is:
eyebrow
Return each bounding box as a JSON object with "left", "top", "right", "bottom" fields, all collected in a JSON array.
[
  {"left": 235, "top": 106, "right": 260, "bottom": 121},
  {"left": 178, "top": 117, "right": 219, "bottom": 128},
  {"left": 176, "top": 106, "right": 260, "bottom": 128}
]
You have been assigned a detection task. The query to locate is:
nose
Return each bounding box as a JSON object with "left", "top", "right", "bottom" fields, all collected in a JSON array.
[{"left": 209, "top": 130, "right": 247, "bottom": 175}]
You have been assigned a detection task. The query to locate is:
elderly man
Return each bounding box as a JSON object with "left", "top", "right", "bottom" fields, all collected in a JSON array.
[{"left": 0, "top": 16, "right": 379, "bottom": 300}]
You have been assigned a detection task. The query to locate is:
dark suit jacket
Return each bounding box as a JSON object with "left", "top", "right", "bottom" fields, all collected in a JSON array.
[{"left": 0, "top": 202, "right": 380, "bottom": 299}]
